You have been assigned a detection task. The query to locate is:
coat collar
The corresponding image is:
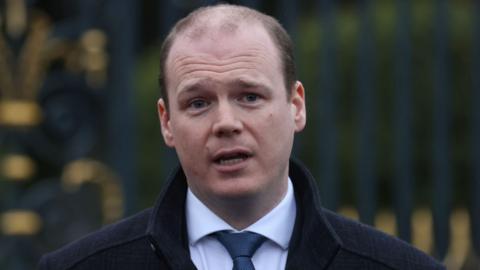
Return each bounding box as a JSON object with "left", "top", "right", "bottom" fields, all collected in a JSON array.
[
  {"left": 285, "top": 157, "right": 342, "bottom": 269},
  {"left": 146, "top": 158, "right": 342, "bottom": 270},
  {"left": 146, "top": 166, "right": 196, "bottom": 269}
]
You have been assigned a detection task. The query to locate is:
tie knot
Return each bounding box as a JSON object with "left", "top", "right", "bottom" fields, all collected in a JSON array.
[{"left": 213, "top": 231, "right": 267, "bottom": 259}]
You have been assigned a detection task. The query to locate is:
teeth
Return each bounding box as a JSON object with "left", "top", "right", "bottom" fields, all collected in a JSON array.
[{"left": 219, "top": 157, "right": 245, "bottom": 165}]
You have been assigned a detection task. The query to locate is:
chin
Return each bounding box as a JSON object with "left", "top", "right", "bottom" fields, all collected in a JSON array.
[{"left": 211, "top": 184, "right": 261, "bottom": 201}]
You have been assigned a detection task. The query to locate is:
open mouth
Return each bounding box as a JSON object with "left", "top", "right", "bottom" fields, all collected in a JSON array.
[{"left": 213, "top": 152, "right": 252, "bottom": 166}]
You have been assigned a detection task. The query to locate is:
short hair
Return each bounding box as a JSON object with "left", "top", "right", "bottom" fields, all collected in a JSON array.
[{"left": 158, "top": 4, "right": 296, "bottom": 109}]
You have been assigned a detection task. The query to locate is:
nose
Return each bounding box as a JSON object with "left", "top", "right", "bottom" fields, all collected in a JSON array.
[{"left": 212, "top": 101, "right": 243, "bottom": 137}]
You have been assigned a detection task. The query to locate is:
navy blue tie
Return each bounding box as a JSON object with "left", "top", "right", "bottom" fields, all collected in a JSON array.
[{"left": 214, "top": 231, "right": 266, "bottom": 270}]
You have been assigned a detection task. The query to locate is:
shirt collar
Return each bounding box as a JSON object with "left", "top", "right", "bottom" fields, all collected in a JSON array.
[
  {"left": 186, "top": 178, "right": 296, "bottom": 250},
  {"left": 185, "top": 188, "right": 233, "bottom": 245}
]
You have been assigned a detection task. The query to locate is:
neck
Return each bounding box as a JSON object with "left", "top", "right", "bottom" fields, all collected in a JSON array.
[{"left": 198, "top": 180, "right": 288, "bottom": 230}]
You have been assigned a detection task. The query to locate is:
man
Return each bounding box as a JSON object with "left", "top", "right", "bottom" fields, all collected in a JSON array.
[{"left": 39, "top": 4, "right": 445, "bottom": 270}]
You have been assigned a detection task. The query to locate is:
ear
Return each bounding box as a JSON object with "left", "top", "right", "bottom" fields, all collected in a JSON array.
[
  {"left": 157, "top": 98, "right": 175, "bottom": 147},
  {"left": 290, "top": 81, "right": 306, "bottom": 132}
]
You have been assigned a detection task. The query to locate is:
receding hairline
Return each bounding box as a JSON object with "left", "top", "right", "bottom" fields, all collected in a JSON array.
[
  {"left": 173, "top": 4, "right": 270, "bottom": 37},
  {"left": 159, "top": 4, "right": 296, "bottom": 108},
  {"left": 167, "top": 9, "right": 273, "bottom": 59}
]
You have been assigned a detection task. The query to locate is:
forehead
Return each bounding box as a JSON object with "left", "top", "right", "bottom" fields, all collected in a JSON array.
[
  {"left": 169, "top": 20, "right": 277, "bottom": 60},
  {"left": 165, "top": 22, "right": 282, "bottom": 91}
]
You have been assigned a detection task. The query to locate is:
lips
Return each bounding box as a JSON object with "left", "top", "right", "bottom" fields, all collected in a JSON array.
[
  {"left": 216, "top": 153, "right": 249, "bottom": 165},
  {"left": 212, "top": 148, "right": 253, "bottom": 166}
]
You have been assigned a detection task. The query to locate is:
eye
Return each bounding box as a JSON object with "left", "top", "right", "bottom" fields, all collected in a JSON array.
[
  {"left": 241, "top": 93, "right": 261, "bottom": 103},
  {"left": 188, "top": 99, "right": 209, "bottom": 110}
]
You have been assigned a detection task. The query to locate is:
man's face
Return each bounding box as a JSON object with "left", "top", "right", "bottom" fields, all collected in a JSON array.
[{"left": 158, "top": 22, "right": 306, "bottom": 208}]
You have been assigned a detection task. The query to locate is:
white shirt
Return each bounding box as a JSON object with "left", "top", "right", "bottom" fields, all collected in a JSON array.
[{"left": 186, "top": 179, "right": 297, "bottom": 270}]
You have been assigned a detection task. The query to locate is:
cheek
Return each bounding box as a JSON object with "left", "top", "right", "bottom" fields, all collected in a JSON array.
[
  {"left": 256, "top": 110, "right": 294, "bottom": 146},
  {"left": 173, "top": 124, "right": 206, "bottom": 178},
  {"left": 171, "top": 122, "right": 204, "bottom": 154}
]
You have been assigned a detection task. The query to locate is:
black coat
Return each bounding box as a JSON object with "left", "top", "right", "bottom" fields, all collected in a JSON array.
[{"left": 38, "top": 158, "right": 445, "bottom": 269}]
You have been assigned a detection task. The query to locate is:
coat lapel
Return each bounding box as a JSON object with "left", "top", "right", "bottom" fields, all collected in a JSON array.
[
  {"left": 146, "top": 166, "right": 197, "bottom": 270},
  {"left": 285, "top": 158, "right": 343, "bottom": 269}
]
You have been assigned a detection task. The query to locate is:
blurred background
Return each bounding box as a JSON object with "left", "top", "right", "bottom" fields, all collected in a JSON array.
[{"left": 0, "top": 0, "right": 478, "bottom": 269}]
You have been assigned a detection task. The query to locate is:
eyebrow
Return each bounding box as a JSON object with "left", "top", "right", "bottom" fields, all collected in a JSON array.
[
  {"left": 232, "top": 78, "right": 260, "bottom": 89},
  {"left": 177, "top": 79, "right": 215, "bottom": 95},
  {"left": 177, "top": 78, "right": 272, "bottom": 97},
  {"left": 229, "top": 78, "right": 272, "bottom": 93}
]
